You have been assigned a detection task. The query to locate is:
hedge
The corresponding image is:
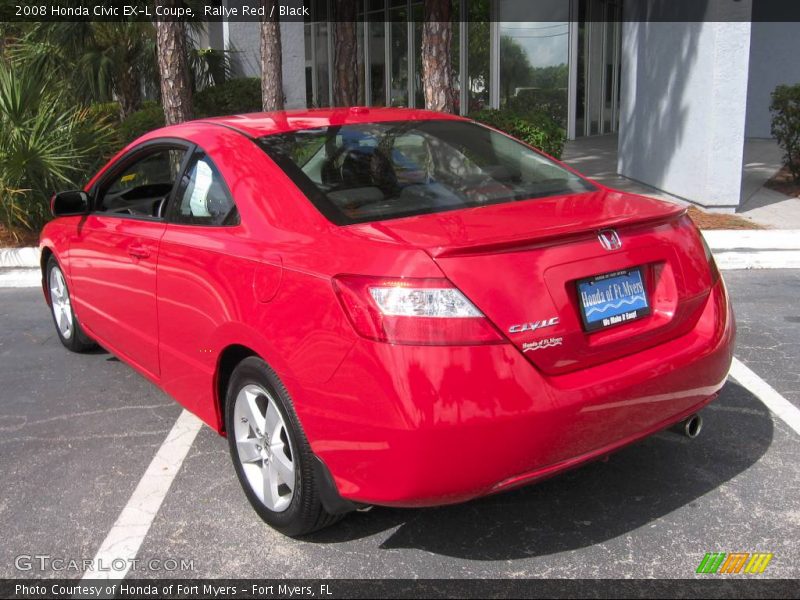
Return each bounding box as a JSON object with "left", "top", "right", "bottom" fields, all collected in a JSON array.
[
  {"left": 194, "top": 77, "right": 262, "bottom": 118},
  {"left": 119, "top": 101, "right": 165, "bottom": 145},
  {"left": 771, "top": 83, "right": 800, "bottom": 183}
]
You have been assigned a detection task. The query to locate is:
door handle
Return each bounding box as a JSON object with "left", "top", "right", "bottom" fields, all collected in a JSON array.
[{"left": 128, "top": 244, "right": 151, "bottom": 259}]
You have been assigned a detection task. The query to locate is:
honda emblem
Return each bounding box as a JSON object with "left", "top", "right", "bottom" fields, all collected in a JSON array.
[{"left": 597, "top": 229, "right": 622, "bottom": 251}]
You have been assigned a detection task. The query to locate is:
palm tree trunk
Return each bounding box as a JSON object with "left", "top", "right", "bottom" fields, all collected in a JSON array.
[
  {"left": 261, "top": 1, "right": 284, "bottom": 112},
  {"left": 116, "top": 63, "right": 142, "bottom": 119},
  {"left": 333, "top": 1, "right": 358, "bottom": 106},
  {"left": 154, "top": 7, "right": 193, "bottom": 125},
  {"left": 421, "top": 0, "right": 454, "bottom": 113}
]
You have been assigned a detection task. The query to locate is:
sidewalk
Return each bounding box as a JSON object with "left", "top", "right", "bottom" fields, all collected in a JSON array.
[
  {"left": 561, "top": 134, "right": 689, "bottom": 205},
  {"left": 737, "top": 139, "right": 800, "bottom": 229}
]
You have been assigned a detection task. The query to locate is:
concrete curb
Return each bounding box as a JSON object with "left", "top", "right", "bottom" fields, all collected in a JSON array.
[
  {"left": 701, "top": 230, "right": 800, "bottom": 269},
  {"left": 701, "top": 230, "right": 800, "bottom": 251},
  {"left": 0, "top": 247, "right": 40, "bottom": 268}
]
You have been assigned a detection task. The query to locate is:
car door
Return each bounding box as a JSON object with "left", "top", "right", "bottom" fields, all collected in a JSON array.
[
  {"left": 69, "top": 141, "right": 191, "bottom": 378},
  {"left": 155, "top": 149, "right": 250, "bottom": 417}
]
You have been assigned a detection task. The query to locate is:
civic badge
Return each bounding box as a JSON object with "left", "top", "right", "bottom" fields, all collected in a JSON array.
[{"left": 597, "top": 229, "right": 622, "bottom": 251}]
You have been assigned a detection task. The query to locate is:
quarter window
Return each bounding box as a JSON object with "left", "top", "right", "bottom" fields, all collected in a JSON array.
[{"left": 172, "top": 152, "right": 239, "bottom": 226}]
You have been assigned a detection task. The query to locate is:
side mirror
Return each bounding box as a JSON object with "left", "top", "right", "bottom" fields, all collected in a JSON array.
[{"left": 51, "top": 190, "right": 91, "bottom": 217}]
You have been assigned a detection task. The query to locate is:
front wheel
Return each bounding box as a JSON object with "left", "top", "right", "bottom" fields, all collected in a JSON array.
[
  {"left": 225, "top": 357, "right": 343, "bottom": 536},
  {"left": 46, "top": 256, "right": 96, "bottom": 352}
]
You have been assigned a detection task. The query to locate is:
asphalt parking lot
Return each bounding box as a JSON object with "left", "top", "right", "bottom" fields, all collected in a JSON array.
[{"left": 1, "top": 270, "right": 799, "bottom": 581}]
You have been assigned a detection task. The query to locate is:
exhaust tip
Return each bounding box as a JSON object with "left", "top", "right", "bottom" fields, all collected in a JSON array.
[{"left": 672, "top": 414, "right": 703, "bottom": 439}]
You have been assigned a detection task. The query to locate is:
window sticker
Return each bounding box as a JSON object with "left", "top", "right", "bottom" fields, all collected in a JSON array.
[{"left": 188, "top": 160, "right": 213, "bottom": 217}]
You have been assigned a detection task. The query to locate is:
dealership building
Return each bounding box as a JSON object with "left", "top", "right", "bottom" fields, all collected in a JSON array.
[{"left": 199, "top": 0, "right": 800, "bottom": 213}]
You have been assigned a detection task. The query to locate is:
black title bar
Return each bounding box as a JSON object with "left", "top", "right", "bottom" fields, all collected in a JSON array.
[
  {"left": 2, "top": 0, "right": 800, "bottom": 22},
  {"left": 2, "top": 578, "right": 799, "bottom": 599}
]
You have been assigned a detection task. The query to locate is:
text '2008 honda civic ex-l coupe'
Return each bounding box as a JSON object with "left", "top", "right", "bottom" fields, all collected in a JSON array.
[{"left": 40, "top": 108, "right": 734, "bottom": 535}]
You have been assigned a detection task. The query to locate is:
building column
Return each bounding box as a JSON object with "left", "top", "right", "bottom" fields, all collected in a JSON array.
[{"left": 617, "top": 19, "right": 752, "bottom": 212}]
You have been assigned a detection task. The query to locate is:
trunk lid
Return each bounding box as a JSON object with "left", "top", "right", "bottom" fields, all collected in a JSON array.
[{"left": 348, "top": 189, "right": 713, "bottom": 374}]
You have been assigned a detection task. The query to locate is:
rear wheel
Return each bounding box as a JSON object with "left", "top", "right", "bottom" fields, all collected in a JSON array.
[
  {"left": 46, "top": 256, "right": 96, "bottom": 352},
  {"left": 225, "top": 357, "right": 343, "bottom": 536}
]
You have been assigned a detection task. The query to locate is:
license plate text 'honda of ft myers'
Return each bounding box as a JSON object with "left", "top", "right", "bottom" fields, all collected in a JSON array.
[{"left": 40, "top": 108, "right": 735, "bottom": 536}]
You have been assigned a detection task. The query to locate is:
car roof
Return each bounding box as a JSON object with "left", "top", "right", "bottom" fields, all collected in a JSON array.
[{"left": 188, "top": 107, "right": 465, "bottom": 138}]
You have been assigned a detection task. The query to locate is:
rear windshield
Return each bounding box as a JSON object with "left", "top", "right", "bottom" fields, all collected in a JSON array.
[{"left": 257, "top": 120, "right": 595, "bottom": 225}]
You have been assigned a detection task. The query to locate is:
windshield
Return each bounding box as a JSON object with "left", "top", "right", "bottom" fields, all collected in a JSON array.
[{"left": 257, "top": 120, "right": 595, "bottom": 225}]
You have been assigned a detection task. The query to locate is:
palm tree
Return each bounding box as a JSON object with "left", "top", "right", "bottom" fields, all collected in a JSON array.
[
  {"left": 11, "top": 22, "right": 157, "bottom": 119},
  {"left": 261, "top": 0, "right": 284, "bottom": 111},
  {"left": 0, "top": 62, "right": 115, "bottom": 231},
  {"left": 421, "top": 0, "right": 455, "bottom": 113},
  {"left": 333, "top": 1, "right": 358, "bottom": 106},
  {"left": 154, "top": 2, "right": 193, "bottom": 124}
]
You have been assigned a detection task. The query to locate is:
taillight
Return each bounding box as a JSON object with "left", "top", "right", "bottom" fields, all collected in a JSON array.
[
  {"left": 332, "top": 275, "right": 504, "bottom": 345},
  {"left": 699, "top": 233, "right": 721, "bottom": 284}
]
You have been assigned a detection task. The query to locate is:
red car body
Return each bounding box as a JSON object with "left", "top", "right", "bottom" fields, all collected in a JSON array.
[{"left": 40, "top": 108, "right": 735, "bottom": 509}]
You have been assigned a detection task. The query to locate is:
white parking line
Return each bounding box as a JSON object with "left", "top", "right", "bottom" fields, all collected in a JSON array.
[
  {"left": 729, "top": 357, "right": 800, "bottom": 436},
  {"left": 81, "top": 409, "right": 203, "bottom": 580}
]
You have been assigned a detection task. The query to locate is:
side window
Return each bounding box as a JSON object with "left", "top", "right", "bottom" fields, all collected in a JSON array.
[
  {"left": 171, "top": 152, "right": 239, "bottom": 226},
  {"left": 98, "top": 148, "right": 186, "bottom": 218}
]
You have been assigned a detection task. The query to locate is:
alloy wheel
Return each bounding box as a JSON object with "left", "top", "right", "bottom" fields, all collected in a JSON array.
[
  {"left": 49, "top": 266, "right": 73, "bottom": 340},
  {"left": 233, "top": 384, "right": 296, "bottom": 512}
]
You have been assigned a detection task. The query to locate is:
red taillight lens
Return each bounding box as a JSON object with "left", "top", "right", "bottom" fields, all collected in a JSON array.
[
  {"left": 332, "top": 275, "right": 504, "bottom": 345},
  {"left": 699, "top": 234, "right": 721, "bottom": 284}
]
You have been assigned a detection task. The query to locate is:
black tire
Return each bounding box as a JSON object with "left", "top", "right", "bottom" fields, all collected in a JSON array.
[
  {"left": 225, "top": 357, "right": 343, "bottom": 536},
  {"left": 45, "top": 255, "right": 97, "bottom": 352}
]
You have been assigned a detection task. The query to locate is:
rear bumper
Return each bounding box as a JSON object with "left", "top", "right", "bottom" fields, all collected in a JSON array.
[{"left": 295, "top": 277, "right": 735, "bottom": 507}]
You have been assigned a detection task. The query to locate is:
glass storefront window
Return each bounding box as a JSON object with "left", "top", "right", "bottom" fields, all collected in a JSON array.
[
  {"left": 467, "top": 0, "right": 491, "bottom": 113},
  {"left": 304, "top": 23, "right": 313, "bottom": 108},
  {"left": 575, "top": 0, "right": 622, "bottom": 136},
  {"left": 451, "top": 0, "right": 460, "bottom": 113},
  {"left": 390, "top": 4, "right": 408, "bottom": 106},
  {"left": 497, "top": 0, "right": 569, "bottom": 126},
  {"left": 314, "top": 21, "right": 330, "bottom": 107},
  {"left": 356, "top": 20, "right": 366, "bottom": 105},
  {"left": 307, "top": 0, "right": 475, "bottom": 113},
  {"left": 413, "top": 4, "right": 424, "bottom": 108},
  {"left": 368, "top": 18, "right": 386, "bottom": 106}
]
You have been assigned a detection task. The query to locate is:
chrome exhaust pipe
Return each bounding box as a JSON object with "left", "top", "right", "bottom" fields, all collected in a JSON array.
[{"left": 671, "top": 414, "right": 703, "bottom": 439}]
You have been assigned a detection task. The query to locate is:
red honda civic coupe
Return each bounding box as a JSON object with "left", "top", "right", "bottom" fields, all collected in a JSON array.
[{"left": 40, "top": 108, "right": 735, "bottom": 535}]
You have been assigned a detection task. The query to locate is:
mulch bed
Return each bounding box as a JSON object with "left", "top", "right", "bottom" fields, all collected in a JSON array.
[
  {"left": 686, "top": 206, "right": 764, "bottom": 230},
  {"left": 0, "top": 225, "right": 39, "bottom": 248},
  {"left": 764, "top": 165, "right": 800, "bottom": 198}
]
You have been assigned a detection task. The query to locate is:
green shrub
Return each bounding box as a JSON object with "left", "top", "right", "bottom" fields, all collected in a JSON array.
[
  {"left": 771, "top": 83, "right": 800, "bottom": 183},
  {"left": 88, "top": 101, "right": 122, "bottom": 124},
  {"left": 120, "top": 101, "right": 165, "bottom": 145},
  {"left": 194, "top": 77, "right": 262, "bottom": 118},
  {"left": 505, "top": 89, "right": 568, "bottom": 128},
  {"left": 0, "top": 63, "right": 116, "bottom": 231},
  {"left": 470, "top": 108, "right": 565, "bottom": 159}
]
